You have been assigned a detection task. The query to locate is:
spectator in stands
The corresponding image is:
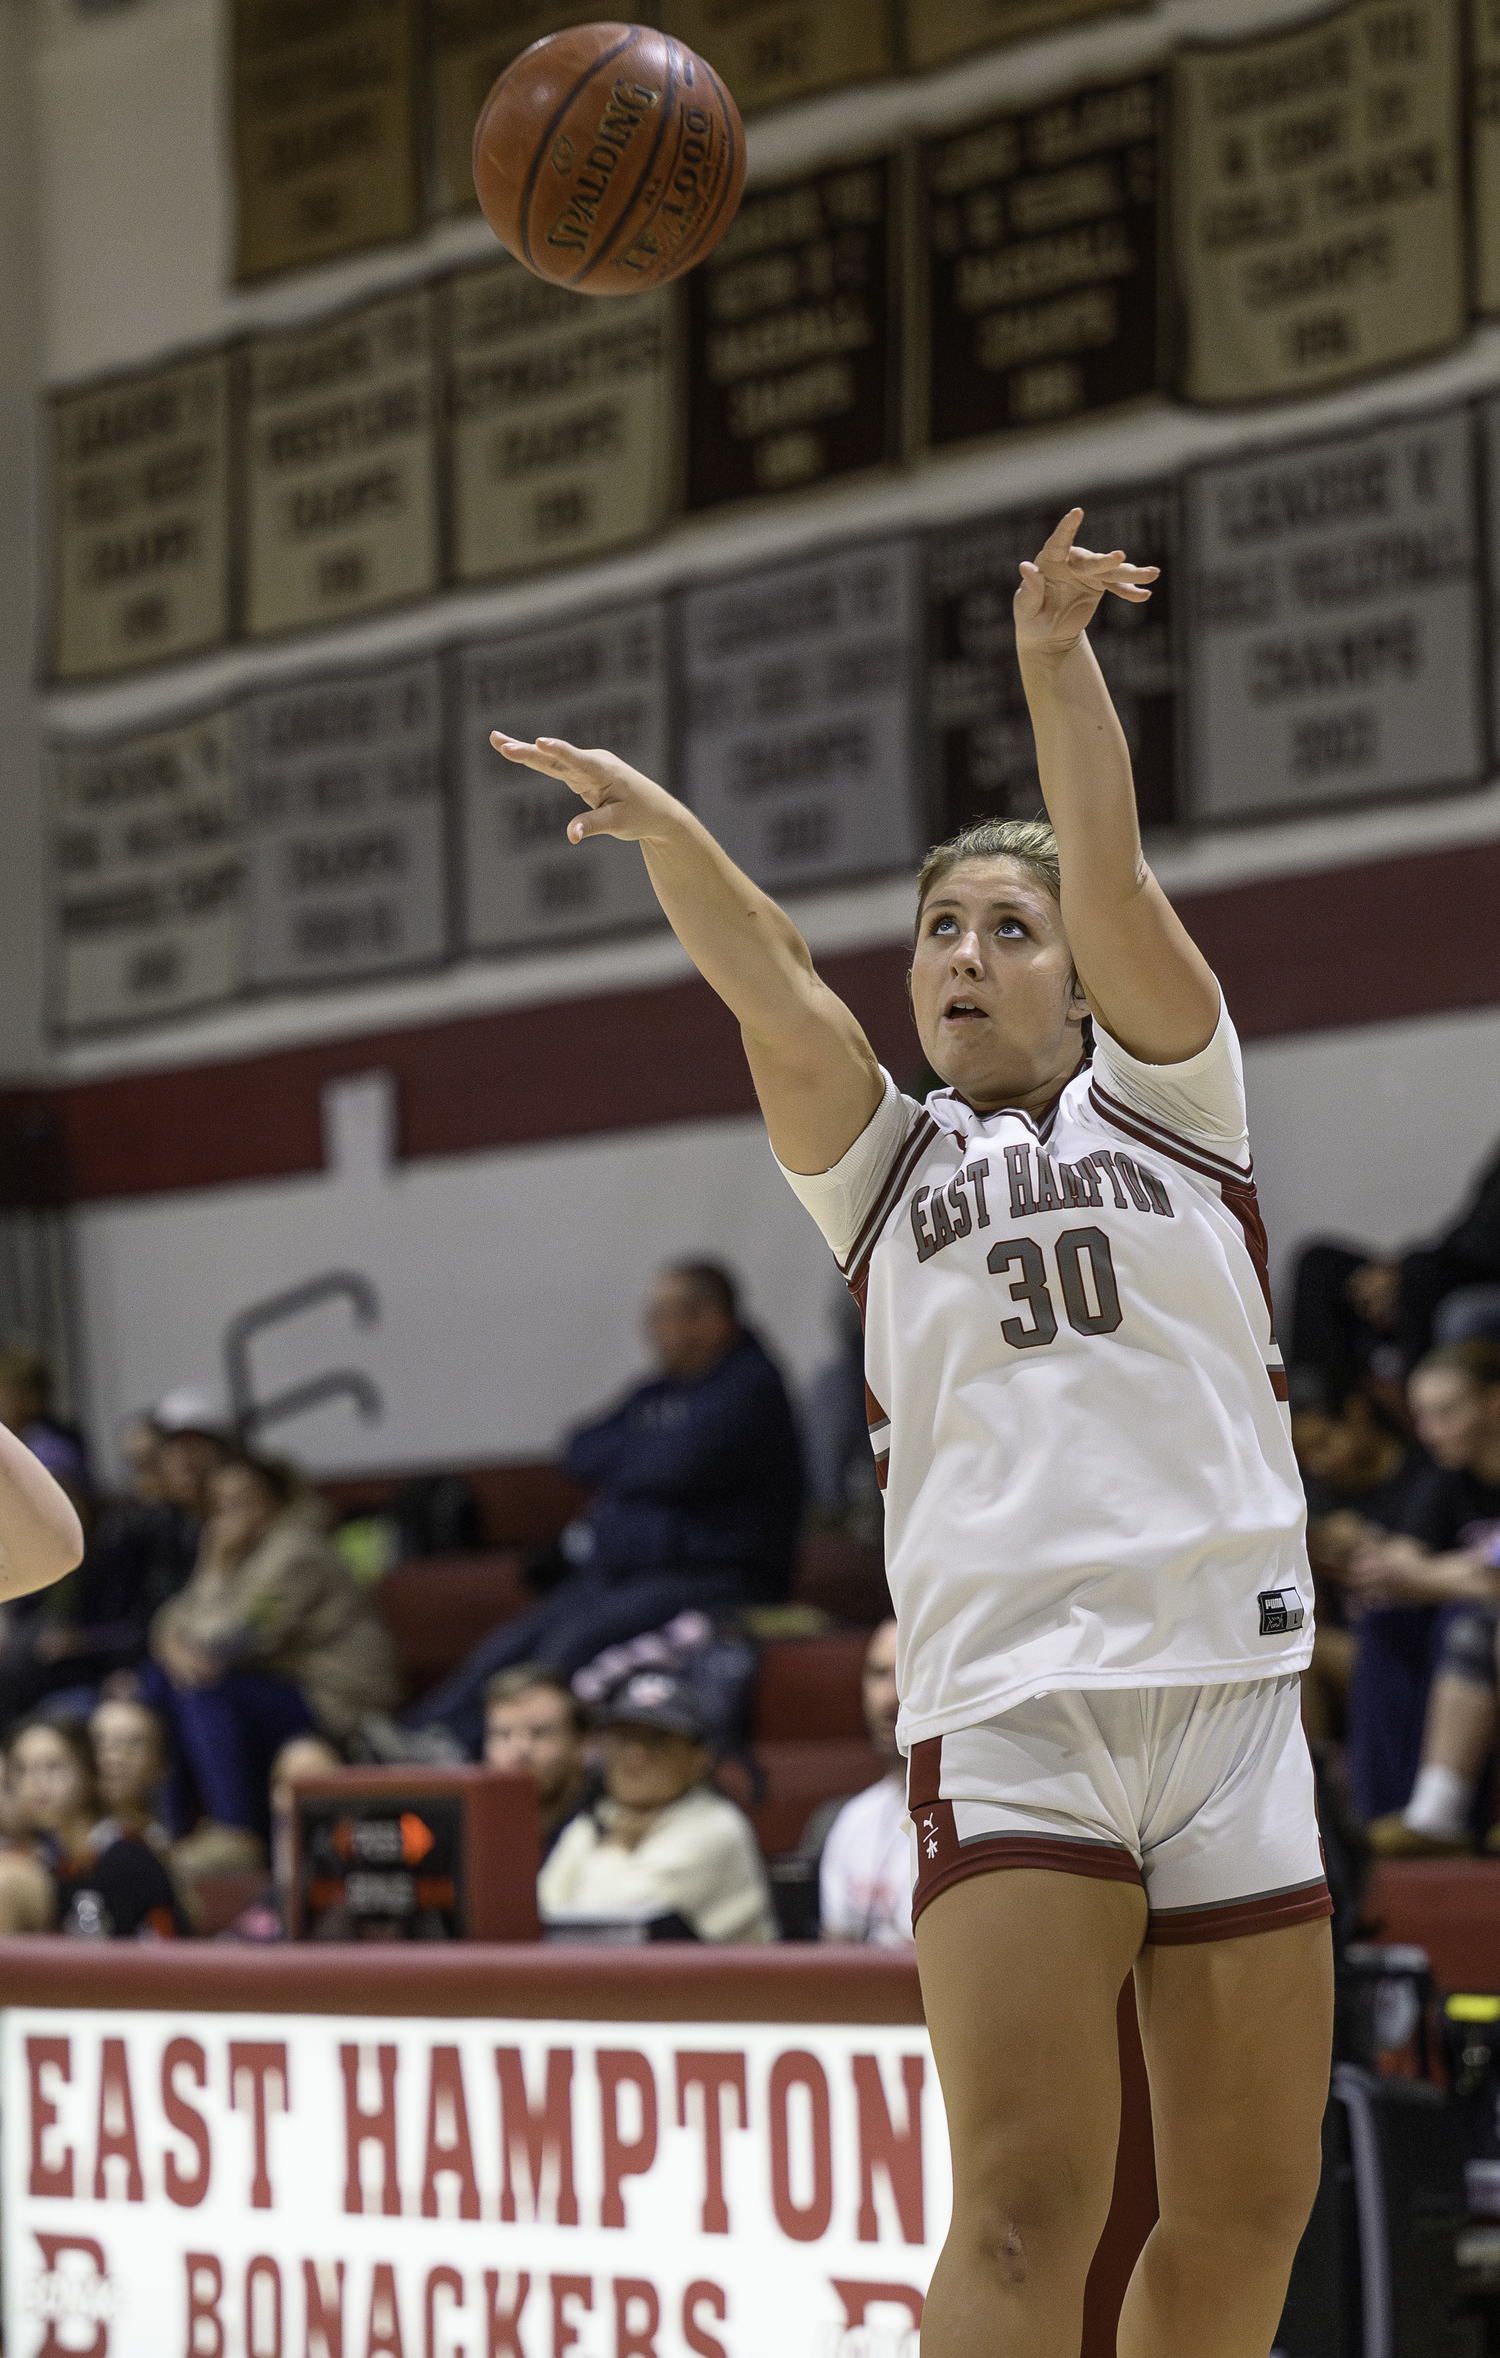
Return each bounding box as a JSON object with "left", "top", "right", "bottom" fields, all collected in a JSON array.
[
  {"left": 89, "top": 1696, "right": 170, "bottom": 1844},
  {"left": 400, "top": 1263, "right": 803, "bottom": 1756},
  {"left": 0, "top": 1392, "right": 227, "bottom": 1736},
  {"left": 143, "top": 1453, "right": 402, "bottom": 1872},
  {"left": 484, "top": 1666, "right": 598, "bottom": 1858},
  {"left": 1334, "top": 1344, "right": 1500, "bottom": 1852},
  {"left": 815, "top": 1620, "right": 913, "bottom": 1945},
  {"left": 1291, "top": 1135, "right": 1500, "bottom": 1404},
  {"left": 538, "top": 1669, "right": 774, "bottom": 1941},
  {"left": 5, "top": 1716, "right": 186, "bottom": 1936}
]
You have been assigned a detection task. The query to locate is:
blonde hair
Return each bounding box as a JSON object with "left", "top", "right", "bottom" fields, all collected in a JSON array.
[{"left": 915, "top": 817, "right": 1060, "bottom": 931}]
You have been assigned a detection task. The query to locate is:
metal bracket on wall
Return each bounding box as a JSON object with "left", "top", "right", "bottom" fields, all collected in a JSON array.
[{"left": 224, "top": 1269, "right": 382, "bottom": 1441}]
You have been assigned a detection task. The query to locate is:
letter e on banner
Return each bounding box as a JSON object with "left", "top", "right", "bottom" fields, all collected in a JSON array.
[
  {"left": 551, "top": 2275, "right": 591, "bottom": 2357},
  {"left": 28, "top": 2035, "right": 73, "bottom": 2197}
]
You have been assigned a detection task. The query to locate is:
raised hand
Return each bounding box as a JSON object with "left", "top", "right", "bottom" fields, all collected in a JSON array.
[
  {"left": 1014, "top": 507, "right": 1159, "bottom": 658},
  {"left": 489, "top": 732, "right": 676, "bottom": 845}
]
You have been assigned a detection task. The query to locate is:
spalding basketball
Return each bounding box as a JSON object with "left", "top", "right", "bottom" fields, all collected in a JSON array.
[{"left": 472, "top": 22, "right": 746, "bottom": 296}]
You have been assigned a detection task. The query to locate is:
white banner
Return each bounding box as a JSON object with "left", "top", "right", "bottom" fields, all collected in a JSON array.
[
  {"left": 1184, "top": 406, "right": 1486, "bottom": 822},
  {"left": 681, "top": 540, "right": 924, "bottom": 892},
  {"left": 2, "top": 2008, "right": 946, "bottom": 2358}
]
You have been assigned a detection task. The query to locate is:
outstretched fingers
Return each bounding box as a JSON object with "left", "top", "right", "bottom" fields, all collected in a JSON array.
[{"left": 490, "top": 731, "right": 610, "bottom": 799}]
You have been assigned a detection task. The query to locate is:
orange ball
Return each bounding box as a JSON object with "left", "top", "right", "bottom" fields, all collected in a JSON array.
[{"left": 472, "top": 22, "right": 747, "bottom": 296}]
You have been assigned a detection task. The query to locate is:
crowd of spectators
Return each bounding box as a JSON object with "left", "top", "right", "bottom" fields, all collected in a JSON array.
[{"left": 2, "top": 1136, "right": 1496, "bottom": 1950}]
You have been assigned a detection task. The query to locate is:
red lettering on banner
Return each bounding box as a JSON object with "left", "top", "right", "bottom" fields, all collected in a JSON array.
[
  {"left": 851, "top": 2054, "right": 926, "bottom": 2244},
  {"left": 422, "top": 2048, "right": 481, "bottom": 2220},
  {"left": 365, "top": 2260, "right": 406, "bottom": 2357},
  {"left": 304, "top": 2259, "right": 346, "bottom": 2358},
  {"left": 481, "top": 2271, "right": 530, "bottom": 2357},
  {"left": 246, "top": 2255, "right": 284, "bottom": 2358},
  {"left": 830, "top": 2281, "right": 925, "bottom": 2334},
  {"left": 768, "top": 2052, "right": 833, "bottom": 2242},
  {"left": 614, "top": 2278, "right": 660, "bottom": 2358},
  {"left": 681, "top": 2282, "right": 728, "bottom": 2358},
  {"left": 425, "top": 2265, "right": 463, "bottom": 2358},
  {"left": 32, "top": 2234, "right": 108, "bottom": 2358},
  {"left": 27, "top": 2035, "right": 74, "bottom": 2198},
  {"left": 230, "top": 2043, "right": 289, "bottom": 2210},
  {"left": 496, "top": 2048, "right": 577, "bottom": 2226},
  {"left": 596, "top": 2052, "right": 658, "bottom": 2230},
  {"left": 340, "top": 2045, "right": 401, "bottom": 2217},
  {"left": 551, "top": 2276, "right": 591, "bottom": 2356},
  {"left": 93, "top": 2036, "right": 144, "bottom": 2201},
  {"left": 185, "top": 2252, "right": 226, "bottom": 2357},
  {"left": 164, "top": 2038, "right": 212, "bottom": 2207},
  {"left": 674, "top": 2054, "right": 747, "bottom": 2234}
]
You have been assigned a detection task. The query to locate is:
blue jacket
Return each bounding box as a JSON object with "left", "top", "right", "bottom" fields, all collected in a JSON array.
[{"left": 562, "top": 1332, "right": 804, "bottom": 1603}]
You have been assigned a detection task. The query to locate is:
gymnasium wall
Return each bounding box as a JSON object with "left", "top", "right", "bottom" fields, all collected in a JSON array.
[{"left": 8, "top": 0, "right": 1500, "bottom": 1471}]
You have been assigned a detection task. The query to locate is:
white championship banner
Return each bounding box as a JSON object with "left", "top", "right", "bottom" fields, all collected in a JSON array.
[
  {"left": 2, "top": 2009, "right": 946, "bottom": 2358},
  {"left": 1184, "top": 405, "right": 1486, "bottom": 823},
  {"left": 681, "top": 540, "right": 924, "bottom": 893}
]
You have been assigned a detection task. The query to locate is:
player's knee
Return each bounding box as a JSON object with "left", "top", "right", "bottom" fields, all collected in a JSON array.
[
  {"left": 1164, "top": 2138, "right": 1321, "bottom": 2266},
  {"left": 952, "top": 2128, "right": 1114, "bottom": 2283}
]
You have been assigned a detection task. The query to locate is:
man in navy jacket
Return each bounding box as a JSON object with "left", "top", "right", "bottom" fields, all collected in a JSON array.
[{"left": 401, "top": 1264, "right": 803, "bottom": 1756}]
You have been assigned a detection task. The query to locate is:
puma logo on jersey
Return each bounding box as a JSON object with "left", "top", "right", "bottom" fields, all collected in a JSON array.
[{"left": 1258, "top": 1588, "right": 1305, "bottom": 1637}]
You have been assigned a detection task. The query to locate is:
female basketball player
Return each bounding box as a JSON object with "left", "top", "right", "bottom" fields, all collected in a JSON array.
[{"left": 491, "top": 510, "right": 1332, "bottom": 2358}]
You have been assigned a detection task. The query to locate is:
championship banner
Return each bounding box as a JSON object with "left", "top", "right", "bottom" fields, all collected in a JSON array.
[
  {"left": 240, "top": 658, "right": 449, "bottom": 990},
  {"left": 428, "top": 5, "right": 664, "bottom": 216},
  {"left": 445, "top": 259, "right": 678, "bottom": 584},
  {"left": 49, "top": 352, "right": 232, "bottom": 681},
  {"left": 668, "top": 0, "right": 894, "bottom": 113},
  {"left": 1171, "top": 0, "right": 1465, "bottom": 405},
  {"left": 1, "top": 2008, "right": 946, "bottom": 2358},
  {"left": 232, "top": 0, "right": 421, "bottom": 281},
  {"left": 682, "top": 538, "right": 924, "bottom": 892},
  {"left": 456, "top": 603, "right": 667, "bottom": 951},
  {"left": 1474, "top": 0, "right": 1500, "bottom": 315},
  {"left": 244, "top": 288, "right": 441, "bottom": 640},
  {"left": 1184, "top": 406, "right": 1485, "bottom": 824},
  {"left": 927, "top": 484, "right": 1180, "bottom": 836},
  {"left": 687, "top": 158, "right": 895, "bottom": 508},
  {"left": 49, "top": 713, "right": 243, "bottom": 1035},
  {"left": 923, "top": 76, "right": 1160, "bottom": 445},
  {"left": 905, "top": 0, "right": 1128, "bottom": 74}
]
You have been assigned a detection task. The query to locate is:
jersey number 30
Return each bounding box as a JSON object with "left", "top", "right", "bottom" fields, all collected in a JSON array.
[{"left": 987, "top": 1226, "right": 1122, "bottom": 1347}]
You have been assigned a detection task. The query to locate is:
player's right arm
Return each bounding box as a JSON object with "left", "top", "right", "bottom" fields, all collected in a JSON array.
[
  {"left": 0, "top": 1420, "right": 85, "bottom": 1602},
  {"left": 491, "top": 733, "right": 883, "bottom": 1173}
]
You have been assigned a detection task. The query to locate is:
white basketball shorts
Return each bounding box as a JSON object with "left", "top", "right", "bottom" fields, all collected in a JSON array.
[{"left": 906, "top": 1674, "right": 1332, "bottom": 1945}]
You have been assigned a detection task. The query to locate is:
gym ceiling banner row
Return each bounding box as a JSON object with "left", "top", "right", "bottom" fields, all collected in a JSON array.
[
  {"left": 49, "top": 0, "right": 1495, "bottom": 682},
  {"left": 45, "top": 386, "right": 1500, "bottom": 1036}
]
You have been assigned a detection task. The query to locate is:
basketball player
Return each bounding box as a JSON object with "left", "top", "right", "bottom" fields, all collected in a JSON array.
[{"left": 491, "top": 510, "right": 1331, "bottom": 2358}]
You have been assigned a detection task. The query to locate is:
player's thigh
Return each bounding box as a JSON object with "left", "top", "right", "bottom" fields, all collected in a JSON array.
[
  {"left": 1135, "top": 1919, "right": 1333, "bottom": 2246},
  {"left": 917, "top": 1868, "right": 1147, "bottom": 2228}
]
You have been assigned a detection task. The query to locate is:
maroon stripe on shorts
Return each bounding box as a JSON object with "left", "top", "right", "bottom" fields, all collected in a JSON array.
[
  {"left": 1146, "top": 1877, "right": 1333, "bottom": 1947},
  {"left": 907, "top": 1738, "right": 1142, "bottom": 1928}
]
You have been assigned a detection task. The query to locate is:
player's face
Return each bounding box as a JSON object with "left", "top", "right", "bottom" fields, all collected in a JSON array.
[{"left": 911, "top": 858, "right": 1086, "bottom": 1108}]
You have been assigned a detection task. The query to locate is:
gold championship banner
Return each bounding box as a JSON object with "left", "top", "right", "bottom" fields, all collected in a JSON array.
[
  {"left": 445, "top": 259, "right": 678, "bottom": 582},
  {"left": 1184, "top": 406, "right": 1486, "bottom": 822},
  {"left": 1172, "top": 0, "right": 1465, "bottom": 404},
  {"left": 240, "top": 658, "right": 450, "bottom": 988},
  {"left": 233, "top": 0, "right": 421, "bottom": 281},
  {"left": 667, "top": 0, "right": 893, "bottom": 113},
  {"left": 1474, "top": 0, "right": 1500, "bottom": 314},
  {"left": 928, "top": 484, "right": 1180, "bottom": 836},
  {"left": 456, "top": 603, "right": 668, "bottom": 952},
  {"left": 244, "top": 287, "right": 441, "bottom": 639},
  {"left": 687, "top": 157, "right": 895, "bottom": 506},
  {"left": 50, "top": 714, "right": 243, "bottom": 1035},
  {"left": 49, "top": 352, "right": 231, "bottom": 681},
  {"left": 905, "top": 0, "right": 1128, "bottom": 75},
  {"left": 923, "top": 76, "right": 1160, "bottom": 445},
  {"left": 429, "top": 5, "right": 664, "bottom": 215}
]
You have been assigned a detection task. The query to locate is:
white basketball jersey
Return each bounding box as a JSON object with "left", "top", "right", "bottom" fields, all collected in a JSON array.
[{"left": 778, "top": 1002, "right": 1314, "bottom": 1749}]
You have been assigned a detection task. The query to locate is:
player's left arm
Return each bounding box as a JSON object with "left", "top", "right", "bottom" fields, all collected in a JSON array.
[
  {"left": 0, "top": 1420, "right": 85, "bottom": 1601},
  {"left": 1015, "top": 509, "right": 1220, "bottom": 1065}
]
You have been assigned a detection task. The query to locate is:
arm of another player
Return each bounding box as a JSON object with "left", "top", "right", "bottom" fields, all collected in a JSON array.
[
  {"left": 1015, "top": 509, "right": 1219, "bottom": 1065},
  {"left": 0, "top": 1420, "right": 85, "bottom": 1601},
  {"left": 489, "top": 733, "right": 883, "bottom": 1173}
]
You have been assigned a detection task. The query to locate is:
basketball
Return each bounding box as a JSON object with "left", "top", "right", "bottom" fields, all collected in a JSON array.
[{"left": 472, "top": 22, "right": 746, "bottom": 297}]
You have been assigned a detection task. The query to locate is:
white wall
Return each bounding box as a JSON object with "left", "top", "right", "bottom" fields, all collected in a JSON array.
[{"left": 0, "top": 0, "right": 46, "bottom": 1076}]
